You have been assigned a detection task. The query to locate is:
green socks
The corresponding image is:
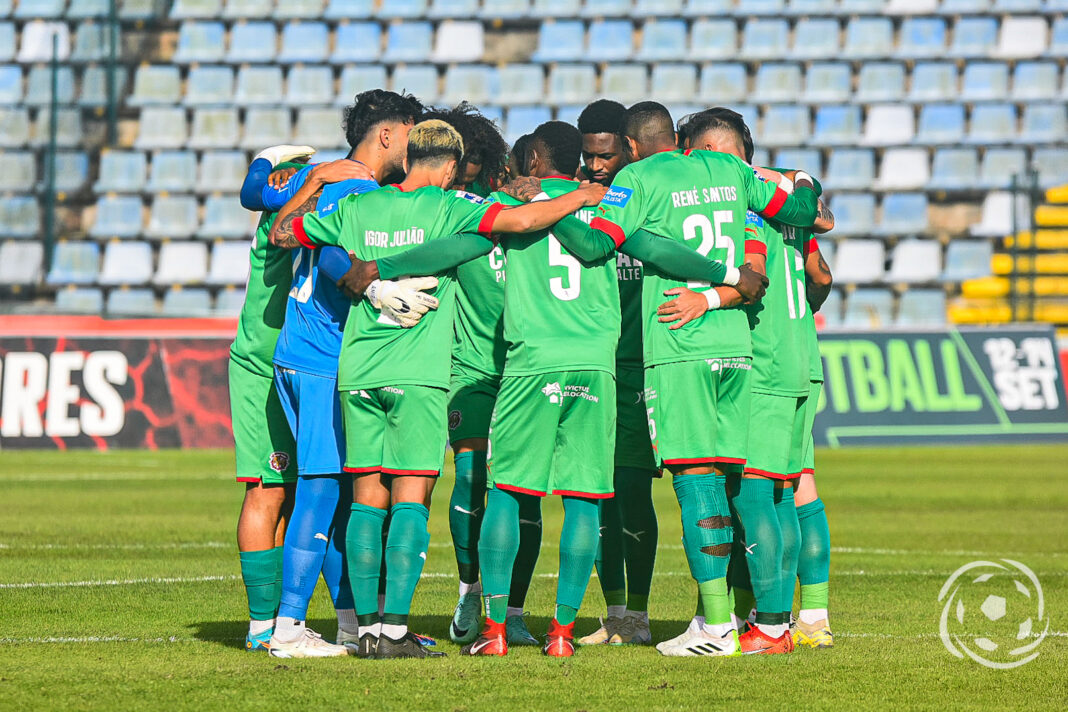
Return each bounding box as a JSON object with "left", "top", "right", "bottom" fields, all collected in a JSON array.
[
  {"left": 697, "top": 578, "right": 732, "bottom": 630},
  {"left": 796, "top": 498, "right": 831, "bottom": 611},
  {"left": 728, "top": 477, "right": 783, "bottom": 627},
  {"left": 239, "top": 548, "right": 281, "bottom": 622},
  {"left": 555, "top": 496, "right": 600, "bottom": 623},
  {"left": 673, "top": 473, "right": 732, "bottom": 627},
  {"left": 508, "top": 493, "right": 542, "bottom": 611},
  {"left": 479, "top": 488, "right": 522, "bottom": 623},
  {"left": 382, "top": 502, "right": 430, "bottom": 627},
  {"left": 616, "top": 467, "right": 658, "bottom": 613},
  {"left": 449, "top": 451, "right": 487, "bottom": 585},
  {"left": 594, "top": 496, "right": 627, "bottom": 611},
  {"left": 346, "top": 503, "right": 387, "bottom": 621},
  {"left": 775, "top": 486, "right": 801, "bottom": 617}
]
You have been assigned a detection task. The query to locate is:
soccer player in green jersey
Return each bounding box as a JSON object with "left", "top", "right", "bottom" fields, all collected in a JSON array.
[
  {"left": 575, "top": 100, "right": 660, "bottom": 647},
  {"left": 268, "top": 120, "right": 608, "bottom": 659}
]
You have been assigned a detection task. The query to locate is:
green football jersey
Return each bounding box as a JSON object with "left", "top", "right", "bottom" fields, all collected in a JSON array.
[
  {"left": 746, "top": 214, "right": 811, "bottom": 396},
  {"left": 499, "top": 178, "right": 621, "bottom": 376},
  {"left": 453, "top": 241, "right": 507, "bottom": 377},
  {"left": 593, "top": 149, "right": 785, "bottom": 367},
  {"left": 616, "top": 252, "right": 643, "bottom": 369},
  {"left": 803, "top": 238, "right": 825, "bottom": 384},
  {"left": 297, "top": 185, "right": 500, "bottom": 391},
  {"left": 229, "top": 212, "right": 292, "bottom": 377}
]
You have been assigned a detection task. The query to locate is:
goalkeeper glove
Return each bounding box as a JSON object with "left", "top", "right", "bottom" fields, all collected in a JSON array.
[
  {"left": 254, "top": 144, "right": 316, "bottom": 167},
  {"left": 366, "top": 277, "right": 440, "bottom": 328}
]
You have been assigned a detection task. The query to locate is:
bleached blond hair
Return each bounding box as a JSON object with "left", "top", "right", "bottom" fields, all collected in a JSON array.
[{"left": 407, "top": 119, "right": 465, "bottom": 166}]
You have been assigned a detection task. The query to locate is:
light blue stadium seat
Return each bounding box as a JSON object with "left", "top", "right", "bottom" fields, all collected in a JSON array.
[
  {"left": 90, "top": 196, "right": 143, "bottom": 238},
  {"left": 55, "top": 287, "right": 104, "bottom": 313},
  {"left": 0, "top": 106, "right": 26, "bottom": 146},
  {"left": 908, "top": 62, "right": 957, "bottom": 102},
  {"left": 197, "top": 151, "right": 246, "bottom": 194},
  {"left": 531, "top": 20, "right": 584, "bottom": 62},
  {"left": 47, "top": 241, "right": 99, "bottom": 285},
  {"left": 0, "top": 24, "right": 13, "bottom": 63},
  {"left": 0, "top": 197, "right": 36, "bottom": 239},
  {"left": 1033, "top": 148, "right": 1068, "bottom": 188},
  {"left": 79, "top": 65, "right": 128, "bottom": 107},
  {"left": 773, "top": 148, "right": 821, "bottom": 175},
  {"left": 916, "top": 104, "right": 965, "bottom": 145},
  {"left": 189, "top": 108, "right": 240, "bottom": 149},
  {"left": 441, "top": 65, "right": 497, "bottom": 106},
  {"left": 690, "top": 19, "right": 737, "bottom": 61},
  {"left": 649, "top": 64, "right": 696, "bottom": 104},
  {"left": 547, "top": 64, "right": 596, "bottom": 105},
  {"left": 331, "top": 22, "right": 380, "bottom": 64},
  {"left": 31, "top": 108, "right": 81, "bottom": 148},
  {"left": 888, "top": 239, "right": 942, "bottom": 284},
  {"left": 637, "top": 19, "right": 686, "bottom": 61},
  {"left": 830, "top": 193, "right": 875, "bottom": 236},
  {"left": 391, "top": 65, "right": 439, "bottom": 103},
  {"left": 993, "top": 0, "right": 1042, "bottom": 9},
  {"left": 66, "top": 0, "right": 110, "bottom": 18},
  {"left": 811, "top": 105, "right": 861, "bottom": 146},
  {"left": 745, "top": 0, "right": 785, "bottom": 13},
  {"left": 786, "top": 0, "right": 836, "bottom": 12},
  {"left": 161, "top": 287, "right": 212, "bottom": 315},
  {"left": 0, "top": 64, "right": 19, "bottom": 104},
  {"left": 896, "top": 289, "right": 946, "bottom": 327},
  {"left": 429, "top": 0, "right": 480, "bottom": 17},
  {"left": 481, "top": 0, "right": 530, "bottom": 17},
  {"left": 602, "top": 64, "right": 648, "bottom": 104},
  {"left": 25, "top": 66, "right": 74, "bottom": 106},
  {"left": 838, "top": 0, "right": 884, "bottom": 10},
  {"left": 843, "top": 17, "right": 892, "bottom": 59},
  {"left": 752, "top": 63, "right": 801, "bottom": 103},
  {"left": 740, "top": 19, "right": 789, "bottom": 60},
  {"left": 824, "top": 148, "right": 875, "bottom": 191},
  {"left": 0, "top": 150, "right": 33, "bottom": 192},
  {"left": 817, "top": 289, "right": 841, "bottom": 327},
  {"left": 16, "top": 0, "right": 65, "bottom": 18},
  {"left": 531, "top": 0, "right": 581, "bottom": 16},
  {"left": 338, "top": 65, "right": 388, "bottom": 105},
  {"left": 897, "top": 18, "right": 946, "bottom": 58},
  {"left": 1045, "top": 0, "right": 1068, "bottom": 8},
  {"left": 106, "top": 288, "right": 157, "bottom": 316},
  {"left": 962, "top": 62, "right": 1009, "bottom": 101},
  {"left": 761, "top": 105, "right": 809, "bottom": 147},
  {"left": 95, "top": 151, "right": 147, "bottom": 193},
  {"left": 967, "top": 103, "right": 1017, "bottom": 144},
  {"left": 582, "top": 0, "right": 631, "bottom": 15},
  {"left": 1019, "top": 104, "right": 1065, "bottom": 144},
  {"left": 52, "top": 150, "right": 89, "bottom": 193},
  {"left": 184, "top": 65, "right": 233, "bottom": 107},
  {"left": 1011, "top": 62, "right": 1058, "bottom": 100},
  {"left": 174, "top": 21, "right": 225, "bottom": 63},
  {"left": 855, "top": 62, "right": 905, "bottom": 102},
  {"left": 949, "top": 17, "right": 997, "bottom": 57},
  {"left": 293, "top": 107, "right": 345, "bottom": 149},
  {"left": 1049, "top": 18, "right": 1068, "bottom": 58},
  {"left": 240, "top": 108, "right": 285, "bottom": 150},
  {"left": 505, "top": 106, "right": 552, "bottom": 144},
  {"left": 234, "top": 65, "right": 282, "bottom": 106},
  {"left": 286, "top": 65, "right": 333, "bottom": 106},
  {"left": 843, "top": 288, "right": 893, "bottom": 327},
  {"left": 278, "top": 22, "right": 328, "bottom": 64},
  {"left": 942, "top": 241, "right": 992, "bottom": 282},
  {"left": 877, "top": 193, "right": 928, "bottom": 236},
  {"left": 226, "top": 22, "right": 276, "bottom": 64},
  {"left": 497, "top": 64, "right": 543, "bottom": 104},
  {"left": 120, "top": 0, "right": 167, "bottom": 20},
  {"left": 929, "top": 147, "right": 979, "bottom": 191},
  {"left": 71, "top": 21, "right": 118, "bottom": 63},
  {"left": 588, "top": 20, "right": 633, "bottom": 61},
  {"left": 223, "top": 0, "right": 270, "bottom": 18},
  {"left": 0, "top": 240, "right": 41, "bottom": 284},
  {"left": 155, "top": 242, "right": 208, "bottom": 285},
  {"left": 277, "top": 0, "right": 326, "bottom": 17},
  {"left": 698, "top": 63, "right": 746, "bottom": 103},
  {"left": 383, "top": 22, "right": 434, "bottom": 63},
  {"left": 635, "top": 0, "right": 682, "bottom": 14},
  {"left": 198, "top": 197, "right": 253, "bottom": 239},
  {"left": 791, "top": 18, "right": 839, "bottom": 60},
  {"left": 207, "top": 240, "right": 252, "bottom": 284},
  {"left": 324, "top": 0, "right": 375, "bottom": 18},
  {"left": 804, "top": 63, "right": 850, "bottom": 104},
  {"left": 978, "top": 148, "right": 1025, "bottom": 189},
  {"left": 171, "top": 0, "right": 222, "bottom": 18},
  {"left": 939, "top": 0, "right": 991, "bottom": 11},
  {"left": 213, "top": 287, "right": 245, "bottom": 315},
  {"left": 683, "top": 0, "right": 732, "bottom": 14},
  {"left": 147, "top": 151, "right": 197, "bottom": 194}
]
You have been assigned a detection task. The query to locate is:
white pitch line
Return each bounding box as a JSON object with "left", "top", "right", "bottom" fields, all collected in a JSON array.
[{"left": 0, "top": 542, "right": 230, "bottom": 551}]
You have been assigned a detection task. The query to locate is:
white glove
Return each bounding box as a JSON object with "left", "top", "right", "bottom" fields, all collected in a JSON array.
[
  {"left": 255, "top": 144, "right": 316, "bottom": 167},
  {"left": 366, "top": 277, "right": 440, "bottom": 328}
]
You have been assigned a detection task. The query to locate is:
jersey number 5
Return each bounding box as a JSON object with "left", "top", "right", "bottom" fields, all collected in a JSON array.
[
  {"left": 683, "top": 211, "right": 734, "bottom": 289},
  {"left": 548, "top": 234, "right": 581, "bottom": 301}
]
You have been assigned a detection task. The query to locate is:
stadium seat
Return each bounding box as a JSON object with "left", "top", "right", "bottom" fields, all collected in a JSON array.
[
  {"left": 817, "top": 288, "right": 842, "bottom": 327},
  {"left": 206, "top": 240, "right": 251, "bottom": 284},
  {"left": 908, "top": 62, "right": 958, "bottom": 102},
  {"left": 943, "top": 241, "right": 993, "bottom": 281},
  {"left": 855, "top": 63, "right": 906, "bottom": 103},
  {"left": 897, "top": 18, "right": 946, "bottom": 58},
  {"left": 338, "top": 65, "right": 388, "bottom": 105},
  {"left": 429, "top": 0, "right": 480, "bottom": 17},
  {"left": 496, "top": 64, "right": 543, "bottom": 105},
  {"left": 98, "top": 241, "right": 153, "bottom": 285},
  {"left": 431, "top": 20, "right": 484, "bottom": 63},
  {"left": 876, "top": 148, "right": 929, "bottom": 190},
  {"left": 649, "top": 64, "right": 696, "bottom": 104},
  {"left": 0, "top": 241, "right": 41, "bottom": 285},
  {"left": 949, "top": 17, "right": 998, "bottom": 58},
  {"left": 803, "top": 63, "right": 851, "bottom": 104},
  {"left": 791, "top": 18, "right": 839, "bottom": 60},
  {"left": 79, "top": 65, "right": 128, "bottom": 108},
  {"left": 895, "top": 289, "right": 946, "bottom": 326},
  {"left": 278, "top": 22, "right": 328, "bottom": 64},
  {"left": 46, "top": 241, "right": 99, "bottom": 285},
  {"left": 0, "top": 64, "right": 20, "bottom": 105},
  {"left": 683, "top": 0, "right": 732, "bottom": 14},
  {"left": 531, "top": 0, "right": 581, "bottom": 16},
  {"left": 161, "top": 287, "right": 212, "bottom": 315},
  {"left": 745, "top": 0, "right": 786, "bottom": 13},
  {"left": 198, "top": 196, "right": 254, "bottom": 239},
  {"left": 188, "top": 108, "right": 240, "bottom": 149},
  {"left": 121, "top": 0, "right": 167, "bottom": 20},
  {"left": 547, "top": 64, "right": 596, "bottom": 105},
  {"left": 601, "top": 64, "right": 648, "bottom": 104},
  {"left": 31, "top": 108, "right": 81, "bottom": 148},
  {"left": 751, "top": 63, "right": 801, "bottom": 104},
  {"left": 1033, "top": 148, "right": 1068, "bottom": 189},
  {"left": 391, "top": 65, "right": 439, "bottom": 104},
  {"left": 971, "top": 191, "right": 1031, "bottom": 237},
  {"left": 106, "top": 288, "right": 157, "bottom": 316},
  {"left": 223, "top": 0, "right": 270, "bottom": 18},
  {"left": 275, "top": 0, "right": 327, "bottom": 18},
  {"left": 184, "top": 65, "right": 234, "bottom": 107},
  {"left": 886, "top": 0, "right": 938, "bottom": 11},
  {"left": 961, "top": 62, "right": 1009, "bottom": 101},
  {"left": 977, "top": 147, "right": 1025, "bottom": 190},
  {"left": 1049, "top": 18, "right": 1068, "bottom": 58},
  {"left": 505, "top": 106, "right": 552, "bottom": 144},
  {"left": 173, "top": 21, "right": 225, "bottom": 64},
  {"left": 835, "top": 240, "right": 886, "bottom": 284},
  {"left": 324, "top": 0, "right": 375, "bottom": 18},
  {"left": 995, "top": 16, "right": 1048, "bottom": 58},
  {"left": 588, "top": 20, "right": 633, "bottom": 62},
  {"left": 740, "top": 19, "right": 789, "bottom": 60},
  {"left": 774, "top": 149, "right": 821, "bottom": 175},
  {"left": 70, "top": 21, "right": 117, "bottom": 64},
  {"left": 55, "top": 286, "right": 104, "bottom": 313},
  {"left": 17, "top": 20, "right": 70, "bottom": 63},
  {"left": 915, "top": 104, "right": 965, "bottom": 145},
  {"left": 966, "top": 103, "right": 1017, "bottom": 144},
  {"left": 929, "top": 147, "right": 979, "bottom": 191},
  {"left": 888, "top": 239, "right": 942, "bottom": 283},
  {"left": 94, "top": 151, "right": 147, "bottom": 193},
  {"left": 877, "top": 193, "right": 929, "bottom": 236},
  {"left": 51, "top": 150, "right": 89, "bottom": 193},
  {"left": 25, "top": 65, "right": 74, "bottom": 106},
  {"left": 0, "top": 151, "right": 34, "bottom": 192},
  {"left": 331, "top": 23, "right": 380, "bottom": 64},
  {"left": 198, "top": 151, "right": 248, "bottom": 194},
  {"left": 863, "top": 105, "right": 914, "bottom": 146},
  {"left": 214, "top": 287, "right": 246, "bottom": 315},
  {"left": 811, "top": 105, "right": 861, "bottom": 146},
  {"left": 689, "top": 19, "right": 736, "bottom": 61},
  {"left": 285, "top": 65, "right": 333, "bottom": 106},
  {"left": 441, "top": 65, "right": 496, "bottom": 106},
  {"left": 145, "top": 196, "right": 199, "bottom": 240},
  {"left": 171, "top": 0, "right": 222, "bottom": 18},
  {"left": 995, "top": 0, "right": 1042, "bottom": 7},
  {"left": 1019, "top": 104, "right": 1065, "bottom": 144},
  {"left": 89, "top": 196, "right": 143, "bottom": 238},
  {"left": 147, "top": 151, "right": 197, "bottom": 194},
  {"left": 0, "top": 107, "right": 29, "bottom": 147},
  {"left": 234, "top": 65, "right": 283, "bottom": 106},
  {"left": 843, "top": 17, "right": 893, "bottom": 59},
  {"left": 785, "top": 0, "right": 836, "bottom": 12},
  {"left": 825, "top": 148, "right": 875, "bottom": 191},
  {"left": 0, "top": 197, "right": 38, "bottom": 238},
  {"left": 637, "top": 19, "right": 687, "bottom": 61},
  {"left": 698, "top": 63, "right": 746, "bottom": 104},
  {"left": 154, "top": 241, "right": 208, "bottom": 285},
  {"left": 635, "top": 0, "right": 683, "bottom": 14},
  {"left": 760, "top": 106, "right": 809, "bottom": 148},
  {"left": 1011, "top": 61, "right": 1058, "bottom": 100},
  {"left": 379, "top": 0, "right": 427, "bottom": 15},
  {"left": 293, "top": 107, "right": 345, "bottom": 149},
  {"left": 226, "top": 22, "right": 276, "bottom": 64},
  {"left": 940, "top": 0, "right": 991, "bottom": 10},
  {"left": 830, "top": 193, "right": 875, "bottom": 236},
  {"left": 843, "top": 288, "right": 893, "bottom": 327}
]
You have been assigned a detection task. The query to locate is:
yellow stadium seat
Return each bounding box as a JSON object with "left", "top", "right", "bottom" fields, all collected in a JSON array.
[
  {"left": 990, "top": 253, "right": 1068, "bottom": 275},
  {"left": 1035, "top": 204, "right": 1068, "bottom": 227},
  {"left": 964, "top": 276, "right": 1068, "bottom": 298},
  {"left": 1045, "top": 185, "right": 1068, "bottom": 204},
  {"left": 947, "top": 298, "right": 1013, "bottom": 324},
  {"left": 1004, "top": 230, "right": 1068, "bottom": 250}
]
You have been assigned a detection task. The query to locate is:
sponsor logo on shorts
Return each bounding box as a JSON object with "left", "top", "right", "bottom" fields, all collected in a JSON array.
[
  {"left": 601, "top": 186, "right": 632, "bottom": 207},
  {"left": 542, "top": 382, "right": 563, "bottom": 405},
  {"left": 706, "top": 357, "right": 752, "bottom": 372},
  {"left": 644, "top": 388, "right": 658, "bottom": 402},
  {"left": 542, "top": 382, "right": 600, "bottom": 404},
  {"left": 268, "top": 451, "right": 290, "bottom": 473},
  {"left": 448, "top": 409, "right": 462, "bottom": 430},
  {"left": 352, "top": 390, "right": 371, "bottom": 399},
  {"left": 381, "top": 386, "right": 405, "bottom": 395}
]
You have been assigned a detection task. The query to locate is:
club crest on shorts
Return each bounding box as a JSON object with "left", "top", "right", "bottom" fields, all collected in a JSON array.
[
  {"left": 268, "top": 451, "right": 290, "bottom": 473},
  {"left": 448, "top": 409, "right": 462, "bottom": 430},
  {"left": 542, "top": 382, "right": 563, "bottom": 405}
]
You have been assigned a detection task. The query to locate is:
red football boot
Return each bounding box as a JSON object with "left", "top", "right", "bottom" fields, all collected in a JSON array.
[
  {"left": 542, "top": 619, "right": 576, "bottom": 657},
  {"left": 739, "top": 625, "right": 791, "bottom": 655},
  {"left": 460, "top": 620, "right": 508, "bottom": 656}
]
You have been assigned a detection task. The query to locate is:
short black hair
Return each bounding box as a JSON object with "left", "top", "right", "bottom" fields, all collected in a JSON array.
[
  {"left": 577, "top": 99, "right": 626, "bottom": 136},
  {"left": 531, "top": 121, "right": 582, "bottom": 177},
  {"left": 343, "top": 89, "right": 424, "bottom": 150},
  {"left": 424, "top": 102, "right": 509, "bottom": 187},
  {"left": 510, "top": 133, "right": 534, "bottom": 177},
  {"left": 679, "top": 107, "right": 755, "bottom": 163},
  {"left": 622, "top": 101, "right": 674, "bottom": 145}
]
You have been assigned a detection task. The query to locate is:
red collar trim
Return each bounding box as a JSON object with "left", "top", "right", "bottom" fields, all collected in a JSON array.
[
  {"left": 542, "top": 174, "right": 577, "bottom": 181},
  {"left": 683, "top": 148, "right": 694, "bottom": 156},
  {"left": 389, "top": 183, "right": 407, "bottom": 192}
]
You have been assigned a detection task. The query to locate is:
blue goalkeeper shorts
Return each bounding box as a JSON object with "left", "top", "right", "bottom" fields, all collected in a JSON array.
[{"left": 274, "top": 366, "right": 346, "bottom": 476}]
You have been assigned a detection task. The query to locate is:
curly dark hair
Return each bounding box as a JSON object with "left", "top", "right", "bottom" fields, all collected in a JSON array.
[
  {"left": 509, "top": 133, "right": 534, "bottom": 177},
  {"left": 343, "top": 89, "right": 424, "bottom": 150},
  {"left": 577, "top": 99, "right": 626, "bottom": 136},
  {"left": 531, "top": 121, "right": 582, "bottom": 178},
  {"left": 422, "top": 102, "right": 509, "bottom": 188},
  {"left": 677, "top": 107, "right": 754, "bottom": 163}
]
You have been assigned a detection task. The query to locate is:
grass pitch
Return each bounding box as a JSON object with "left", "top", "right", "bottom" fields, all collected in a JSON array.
[{"left": 1, "top": 445, "right": 1066, "bottom": 711}]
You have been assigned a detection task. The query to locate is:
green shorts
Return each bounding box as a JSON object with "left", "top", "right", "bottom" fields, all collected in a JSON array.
[
  {"left": 801, "top": 381, "right": 823, "bottom": 475},
  {"left": 644, "top": 357, "right": 752, "bottom": 471},
  {"left": 229, "top": 359, "right": 297, "bottom": 485},
  {"left": 341, "top": 385, "right": 448, "bottom": 476},
  {"left": 488, "top": 370, "right": 615, "bottom": 499},
  {"left": 448, "top": 365, "right": 500, "bottom": 442},
  {"left": 614, "top": 365, "right": 657, "bottom": 473},
  {"left": 745, "top": 391, "right": 808, "bottom": 480}
]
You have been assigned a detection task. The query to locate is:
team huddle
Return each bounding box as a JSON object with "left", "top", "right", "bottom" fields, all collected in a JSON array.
[{"left": 227, "top": 88, "right": 835, "bottom": 660}]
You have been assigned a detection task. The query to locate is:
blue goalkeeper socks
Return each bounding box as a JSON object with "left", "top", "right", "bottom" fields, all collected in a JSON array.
[
  {"left": 277, "top": 475, "right": 342, "bottom": 621},
  {"left": 322, "top": 474, "right": 354, "bottom": 612}
]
